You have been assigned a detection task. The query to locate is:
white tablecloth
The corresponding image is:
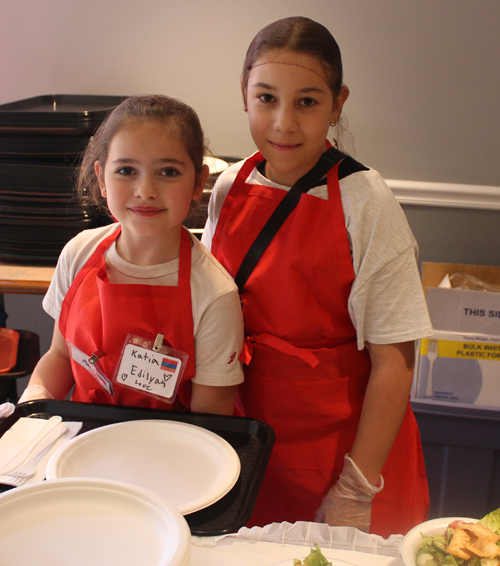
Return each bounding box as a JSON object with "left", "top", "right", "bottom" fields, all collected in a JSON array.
[{"left": 190, "top": 521, "right": 406, "bottom": 565}]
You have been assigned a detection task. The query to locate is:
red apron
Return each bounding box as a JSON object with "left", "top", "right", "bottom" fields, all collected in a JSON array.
[
  {"left": 211, "top": 152, "right": 429, "bottom": 537},
  {"left": 59, "top": 226, "right": 195, "bottom": 410}
]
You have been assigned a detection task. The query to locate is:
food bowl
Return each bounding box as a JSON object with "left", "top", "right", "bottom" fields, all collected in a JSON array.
[{"left": 401, "top": 516, "right": 477, "bottom": 566}]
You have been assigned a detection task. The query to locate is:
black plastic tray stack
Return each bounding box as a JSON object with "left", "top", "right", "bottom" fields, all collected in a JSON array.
[{"left": 0, "top": 95, "right": 128, "bottom": 265}]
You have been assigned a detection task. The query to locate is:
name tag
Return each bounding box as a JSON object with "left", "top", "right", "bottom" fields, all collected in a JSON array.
[{"left": 114, "top": 334, "right": 188, "bottom": 403}]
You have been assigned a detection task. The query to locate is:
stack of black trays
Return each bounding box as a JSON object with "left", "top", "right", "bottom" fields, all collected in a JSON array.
[{"left": 0, "top": 95, "right": 128, "bottom": 265}]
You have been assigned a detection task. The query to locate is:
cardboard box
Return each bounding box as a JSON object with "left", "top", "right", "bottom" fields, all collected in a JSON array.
[
  {"left": 414, "top": 262, "right": 500, "bottom": 408},
  {"left": 421, "top": 262, "right": 500, "bottom": 293}
]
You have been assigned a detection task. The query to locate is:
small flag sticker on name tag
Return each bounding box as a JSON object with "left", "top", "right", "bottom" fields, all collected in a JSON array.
[{"left": 161, "top": 357, "right": 179, "bottom": 371}]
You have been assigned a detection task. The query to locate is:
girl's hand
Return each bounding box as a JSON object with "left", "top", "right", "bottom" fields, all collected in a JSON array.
[
  {"left": 318, "top": 341, "right": 414, "bottom": 531},
  {"left": 24, "top": 322, "right": 75, "bottom": 401},
  {"left": 315, "top": 454, "right": 383, "bottom": 532}
]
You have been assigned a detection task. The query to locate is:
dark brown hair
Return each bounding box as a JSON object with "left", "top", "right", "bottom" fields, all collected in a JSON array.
[
  {"left": 241, "top": 16, "right": 344, "bottom": 102},
  {"left": 78, "top": 94, "right": 208, "bottom": 215}
]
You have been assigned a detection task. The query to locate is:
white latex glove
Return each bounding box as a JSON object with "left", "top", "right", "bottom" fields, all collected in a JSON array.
[
  {"left": 0, "top": 386, "right": 54, "bottom": 420},
  {"left": 0, "top": 403, "right": 15, "bottom": 418},
  {"left": 18, "top": 385, "right": 54, "bottom": 403},
  {"left": 315, "top": 454, "right": 384, "bottom": 532}
]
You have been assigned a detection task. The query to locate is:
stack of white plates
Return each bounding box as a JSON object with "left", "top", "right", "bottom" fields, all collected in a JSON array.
[
  {"left": 46, "top": 419, "right": 241, "bottom": 515},
  {"left": 0, "top": 478, "right": 191, "bottom": 566},
  {"left": 0, "top": 419, "right": 243, "bottom": 565}
]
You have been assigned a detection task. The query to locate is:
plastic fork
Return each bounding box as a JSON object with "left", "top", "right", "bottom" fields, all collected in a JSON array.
[
  {"left": 425, "top": 339, "right": 439, "bottom": 398},
  {"left": 6, "top": 423, "right": 67, "bottom": 479},
  {"left": 0, "top": 415, "right": 62, "bottom": 476},
  {"left": 0, "top": 474, "right": 25, "bottom": 487}
]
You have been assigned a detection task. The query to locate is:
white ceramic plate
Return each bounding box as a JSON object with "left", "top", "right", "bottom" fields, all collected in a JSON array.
[
  {"left": 401, "top": 516, "right": 477, "bottom": 566},
  {"left": 204, "top": 156, "right": 228, "bottom": 175},
  {"left": 46, "top": 419, "right": 241, "bottom": 514},
  {"left": 272, "top": 552, "right": 356, "bottom": 566},
  {"left": 0, "top": 478, "right": 191, "bottom": 566}
]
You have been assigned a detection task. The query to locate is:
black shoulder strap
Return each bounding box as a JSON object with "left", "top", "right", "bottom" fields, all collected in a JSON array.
[
  {"left": 338, "top": 155, "right": 369, "bottom": 179},
  {"left": 234, "top": 146, "right": 346, "bottom": 292}
]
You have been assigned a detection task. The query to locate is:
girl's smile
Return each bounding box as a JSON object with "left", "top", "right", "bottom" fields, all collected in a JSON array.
[
  {"left": 245, "top": 49, "right": 348, "bottom": 186},
  {"left": 270, "top": 142, "right": 302, "bottom": 149},
  {"left": 129, "top": 205, "right": 165, "bottom": 216}
]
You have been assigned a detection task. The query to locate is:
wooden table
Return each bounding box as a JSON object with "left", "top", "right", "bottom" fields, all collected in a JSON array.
[
  {"left": 0, "top": 263, "right": 55, "bottom": 327},
  {"left": 0, "top": 263, "right": 54, "bottom": 295}
]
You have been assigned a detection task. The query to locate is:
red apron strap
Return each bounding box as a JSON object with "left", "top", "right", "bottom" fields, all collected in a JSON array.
[
  {"left": 211, "top": 153, "right": 263, "bottom": 258},
  {"left": 240, "top": 334, "right": 320, "bottom": 367},
  {"left": 59, "top": 226, "right": 121, "bottom": 335},
  {"left": 234, "top": 147, "right": 346, "bottom": 292}
]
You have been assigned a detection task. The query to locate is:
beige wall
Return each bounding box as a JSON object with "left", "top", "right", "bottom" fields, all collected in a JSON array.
[{"left": 1, "top": 0, "right": 499, "bottom": 186}]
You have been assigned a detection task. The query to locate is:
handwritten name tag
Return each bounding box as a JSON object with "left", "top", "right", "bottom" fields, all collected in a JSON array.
[{"left": 115, "top": 344, "right": 184, "bottom": 401}]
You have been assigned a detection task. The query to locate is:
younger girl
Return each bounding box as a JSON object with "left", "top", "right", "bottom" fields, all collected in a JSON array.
[
  {"left": 202, "top": 17, "right": 433, "bottom": 535},
  {"left": 21, "top": 94, "right": 244, "bottom": 415}
]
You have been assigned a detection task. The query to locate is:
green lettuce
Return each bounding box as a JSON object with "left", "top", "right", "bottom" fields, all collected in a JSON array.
[
  {"left": 479, "top": 507, "right": 500, "bottom": 535},
  {"left": 297, "top": 544, "right": 332, "bottom": 566}
]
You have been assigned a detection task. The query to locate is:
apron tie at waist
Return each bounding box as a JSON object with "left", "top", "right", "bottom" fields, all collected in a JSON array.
[{"left": 240, "top": 334, "right": 320, "bottom": 368}]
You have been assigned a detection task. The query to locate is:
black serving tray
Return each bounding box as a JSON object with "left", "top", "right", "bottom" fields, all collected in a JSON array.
[
  {"left": 0, "top": 133, "right": 91, "bottom": 156},
  {"left": 0, "top": 95, "right": 127, "bottom": 130},
  {"left": 0, "top": 400, "right": 275, "bottom": 536},
  {"left": 0, "top": 154, "right": 82, "bottom": 166},
  {"left": 0, "top": 161, "right": 76, "bottom": 181},
  {"left": 0, "top": 252, "right": 60, "bottom": 266},
  {"left": 0, "top": 215, "right": 110, "bottom": 242},
  {"left": 0, "top": 199, "right": 84, "bottom": 214},
  {"left": 0, "top": 192, "right": 76, "bottom": 202},
  {"left": 0, "top": 241, "right": 62, "bottom": 257},
  {"left": 0, "top": 203, "right": 85, "bottom": 217}
]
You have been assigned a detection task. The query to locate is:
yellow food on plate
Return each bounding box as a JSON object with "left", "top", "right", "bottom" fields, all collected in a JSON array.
[
  {"left": 446, "top": 525, "right": 475, "bottom": 560},
  {"left": 448, "top": 523, "right": 500, "bottom": 560}
]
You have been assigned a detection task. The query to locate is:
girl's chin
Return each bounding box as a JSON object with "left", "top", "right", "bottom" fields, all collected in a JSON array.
[{"left": 265, "top": 162, "right": 311, "bottom": 186}]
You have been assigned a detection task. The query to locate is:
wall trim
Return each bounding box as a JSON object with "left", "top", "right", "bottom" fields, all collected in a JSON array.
[{"left": 386, "top": 179, "right": 500, "bottom": 211}]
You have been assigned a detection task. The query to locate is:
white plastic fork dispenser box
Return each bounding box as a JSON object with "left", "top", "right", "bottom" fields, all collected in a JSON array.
[{"left": 415, "top": 262, "right": 500, "bottom": 408}]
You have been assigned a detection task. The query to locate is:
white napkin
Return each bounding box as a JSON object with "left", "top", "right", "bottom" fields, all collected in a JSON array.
[
  {"left": 191, "top": 521, "right": 405, "bottom": 566},
  {"left": 0, "top": 417, "right": 82, "bottom": 486},
  {"left": 236, "top": 521, "right": 403, "bottom": 555}
]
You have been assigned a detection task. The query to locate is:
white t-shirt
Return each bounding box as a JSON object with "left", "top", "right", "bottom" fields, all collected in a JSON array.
[
  {"left": 44, "top": 224, "right": 244, "bottom": 386},
  {"left": 202, "top": 156, "right": 433, "bottom": 349}
]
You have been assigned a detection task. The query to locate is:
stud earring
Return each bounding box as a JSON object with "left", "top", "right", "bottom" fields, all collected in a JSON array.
[{"left": 330, "top": 122, "right": 336, "bottom": 127}]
